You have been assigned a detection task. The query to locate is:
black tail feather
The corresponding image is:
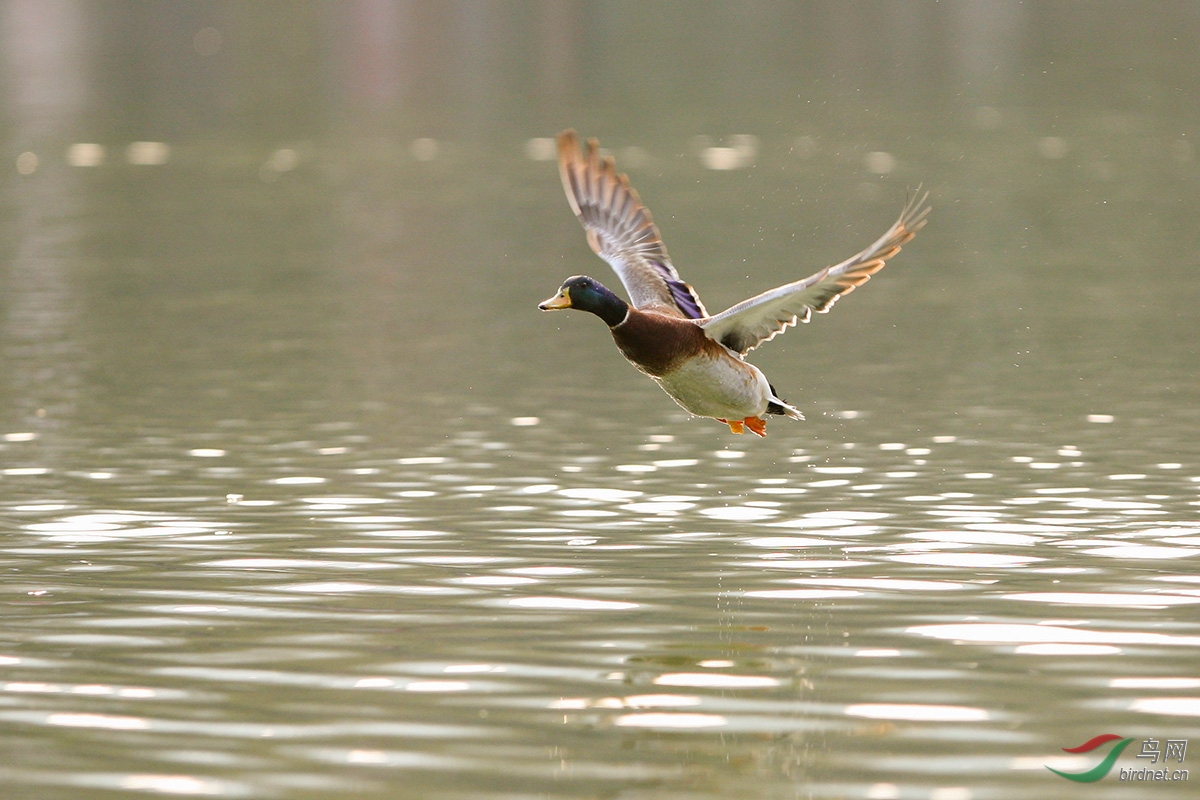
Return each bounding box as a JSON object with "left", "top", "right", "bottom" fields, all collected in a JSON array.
[{"left": 766, "top": 383, "right": 789, "bottom": 416}]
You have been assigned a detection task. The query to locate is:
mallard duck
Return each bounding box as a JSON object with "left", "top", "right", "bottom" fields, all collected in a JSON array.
[{"left": 539, "top": 130, "right": 929, "bottom": 437}]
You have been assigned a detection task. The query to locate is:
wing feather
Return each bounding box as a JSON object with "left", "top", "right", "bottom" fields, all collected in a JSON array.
[
  {"left": 557, "top": 130, "right": 708, "bottom": 319},
  {"left": 700, "top": 190, "right": 930, "bottom": 354}
]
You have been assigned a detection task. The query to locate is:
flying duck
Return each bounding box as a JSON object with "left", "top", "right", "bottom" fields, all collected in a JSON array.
[{"left": 539, "top": 130, "right": 928, "bottom": 436}]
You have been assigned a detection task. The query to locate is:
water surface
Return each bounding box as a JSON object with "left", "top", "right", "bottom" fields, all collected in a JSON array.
[{"left": 1, "top": 3, "right": 1199, "bottom": 798}]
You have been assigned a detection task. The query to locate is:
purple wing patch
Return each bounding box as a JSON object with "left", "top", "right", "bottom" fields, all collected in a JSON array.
[
  {"left": 643, "top": 257, "right": 706, "bottom": 318},
  {"left": 666, "top": 279, "right": 706, "bottom": 320}
]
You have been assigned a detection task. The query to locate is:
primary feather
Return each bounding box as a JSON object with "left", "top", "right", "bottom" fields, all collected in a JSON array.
[{"left": 699, "top": 190, "right": 930, "bottom": 354}]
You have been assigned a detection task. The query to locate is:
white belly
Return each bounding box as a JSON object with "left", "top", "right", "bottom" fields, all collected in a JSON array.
[{"left": 652, "top": 355, "right": 771, "bottom": 420}]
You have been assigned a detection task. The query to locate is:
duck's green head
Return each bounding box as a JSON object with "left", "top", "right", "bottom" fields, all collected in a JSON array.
[{"left": 538, "top": 275, "right": 628, "bottom": 327}]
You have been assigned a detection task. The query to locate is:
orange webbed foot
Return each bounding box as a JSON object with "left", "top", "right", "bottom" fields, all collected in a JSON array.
[
  {"left": 717, "top": 418, "right": 745, "bottom": 434},
  {"left": 743, "top": 417, "right": 767, "bottom": 437}
]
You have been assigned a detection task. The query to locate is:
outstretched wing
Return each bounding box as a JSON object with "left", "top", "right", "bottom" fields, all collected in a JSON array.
[
  {"left": 557, "top": 130, "right": 707, "bottom": 319},
  {"left": 700, "top": 190, "right": 930, "bottom": 354}
]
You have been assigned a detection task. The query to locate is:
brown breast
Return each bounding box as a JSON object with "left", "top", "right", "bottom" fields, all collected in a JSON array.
[{"left": 609, "top": 307, "right": 721, "bottom": 377}]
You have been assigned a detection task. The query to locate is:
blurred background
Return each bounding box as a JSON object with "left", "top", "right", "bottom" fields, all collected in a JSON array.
[
  {"left": 3, "top": 0, "right": 1198, "bottom": 446},
  {"left": 2, "top": 3, "right": 1200, "bottom": 799}
]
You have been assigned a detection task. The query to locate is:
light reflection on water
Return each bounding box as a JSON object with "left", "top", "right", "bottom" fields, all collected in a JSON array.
[
  {"left": 2, "top": 5, "right": 1200, "bottom": 795},
  {"left": 2, "top": 419, "right": 1199, "bottom": 797}
]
